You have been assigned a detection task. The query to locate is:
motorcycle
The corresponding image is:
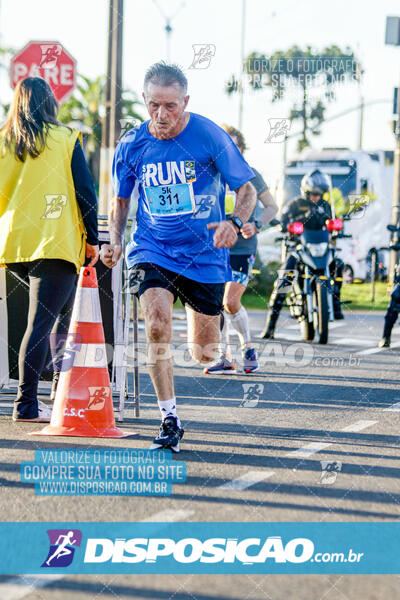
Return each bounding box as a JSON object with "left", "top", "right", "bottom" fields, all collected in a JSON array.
[{"left": 278, "top": 218, "right": 343, "bottom": 344}]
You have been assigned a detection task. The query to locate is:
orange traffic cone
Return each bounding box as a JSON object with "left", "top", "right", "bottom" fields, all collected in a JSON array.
[{"left": 32, "top": 267, "right": 131, "bottom": 438}]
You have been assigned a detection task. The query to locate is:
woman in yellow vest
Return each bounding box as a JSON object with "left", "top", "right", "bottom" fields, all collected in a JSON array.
[{"left": 0, "top": 77, "right": 99, "bottom": 422}]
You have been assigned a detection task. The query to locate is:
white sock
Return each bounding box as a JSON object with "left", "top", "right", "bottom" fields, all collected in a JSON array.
[
  {"left": 229, "top": 306, "right": 251, "bottom": 349},
  {"left": 220, "top": 310, "right": 230, "bottom": 357},
  {"left": 158, "top": 398, "right": 180, "bottom": 426}
]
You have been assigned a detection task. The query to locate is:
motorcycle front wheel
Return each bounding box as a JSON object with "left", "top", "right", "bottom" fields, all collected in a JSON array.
[
  {"left": 313, "top": 280, "right": 329, "bottom": 344},
  {"left": 300, "top": 296, "right": 315, "bottom": 341}
]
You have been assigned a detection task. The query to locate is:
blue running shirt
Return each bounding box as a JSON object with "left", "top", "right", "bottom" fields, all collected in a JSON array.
[{"left": 112, "top": 112, "right": 254, "bottom": 283}]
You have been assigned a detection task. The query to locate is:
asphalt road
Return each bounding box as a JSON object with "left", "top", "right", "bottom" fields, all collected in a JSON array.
[{"left": 0, "top": 309, "right": 399, "bottom": 599}]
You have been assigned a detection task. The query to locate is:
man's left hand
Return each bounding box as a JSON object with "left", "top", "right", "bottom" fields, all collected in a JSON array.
[
  {"left": 207, "top": 221, "right": 238, "bottom": 248},
  {"left": 86, "top": 243, "right": 100, "bottom": 266},
  {"left": 241, "top": 222, "right": 258, "bottom": 239}
]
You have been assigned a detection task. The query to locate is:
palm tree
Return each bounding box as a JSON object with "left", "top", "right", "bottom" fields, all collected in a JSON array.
[{"left": 226, "top": 45, "right": 361, "bottom": 152}]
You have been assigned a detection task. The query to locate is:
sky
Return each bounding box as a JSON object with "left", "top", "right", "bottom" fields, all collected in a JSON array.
[{"left": 1, "top": 0, "right": 400, "bottom": 190}]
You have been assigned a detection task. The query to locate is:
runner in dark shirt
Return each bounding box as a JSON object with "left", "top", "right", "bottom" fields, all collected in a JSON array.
[{"left": 205, "top": 126, "right": 278, "bottom": 374}]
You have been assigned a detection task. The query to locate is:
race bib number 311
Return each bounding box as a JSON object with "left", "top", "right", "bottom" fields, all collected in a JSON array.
[{"left": 144, "top": 183, "right": 195, "bottom": 217}]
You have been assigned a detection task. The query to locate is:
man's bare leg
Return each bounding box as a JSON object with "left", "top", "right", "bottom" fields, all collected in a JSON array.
[
  {"left": 140, "top": 287, "right": 174, "bottom": 401},
  {"left": 185, "top": 305, "right": 220, "bottom": 363},
  {"left": 140, "top": 287, "right": 184, "bottom": 451}
]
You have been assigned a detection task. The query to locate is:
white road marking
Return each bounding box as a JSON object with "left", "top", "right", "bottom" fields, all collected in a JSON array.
[
  {"left": 0, "top": 508, "right": 194, "bottom": 599},
  {"left": 286, "top": 442, "right": 331, "bottom": 458},
  {"left": 356, "top": 341, "right": 400, "bottom": 355},
  {"left": 286, "top": 322, "right": 346, "bottom": 331},
  {"left": 219, "top": 470, "right": 275, "bottom": 490},
  {"left": 341, "top": 420, "right": 378, "bottom": 432},
  {"left": 271, "top": 333, "right": 299, "bottom": 342},
  {"left": 285, "top": 420, "right": 378, "bottom": 458},
  {"left": 333, "top": 337, "right": 375, "bottom": 347},
  {"left": 271, "top": 334, "right": 376, "bottom": 347},
  {"left": 0, "top": 576, "right": 64, "bottom": 600},
  {"left": 383, "top": 402, "right": 400, "bottom": 412},
  {"left": 141, "top": 509, "right": 195, "bottom": 522}
]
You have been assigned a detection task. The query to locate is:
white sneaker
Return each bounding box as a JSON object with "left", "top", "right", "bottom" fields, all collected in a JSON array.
[
  {"left": 203, "top": 356, "right": 236, "bottom": 375},
  {"left": 38, "top": 400, "right": 51, "bottom": 412},
  {"left": 13, "top": 401, "right": 52, "bottom": 423}
]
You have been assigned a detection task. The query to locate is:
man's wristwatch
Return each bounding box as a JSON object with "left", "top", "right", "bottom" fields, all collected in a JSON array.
[{"left": 227, "top": 215, "right": 244, "bottom": 233}]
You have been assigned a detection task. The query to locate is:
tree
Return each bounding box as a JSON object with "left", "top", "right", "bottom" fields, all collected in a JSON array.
[
  {"left": 59, "top": 74, "right": 143, "bottom": 186},
  {"left": 226, "top": 45, "right": 361, "bottom": 152},
  {"left": 0, "top": 46, "right": 15, "bottom": 120}
]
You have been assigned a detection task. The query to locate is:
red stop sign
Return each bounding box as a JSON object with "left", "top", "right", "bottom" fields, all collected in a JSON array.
[{"left": 10, "top": 41, "right": 77, "bottom": 104}]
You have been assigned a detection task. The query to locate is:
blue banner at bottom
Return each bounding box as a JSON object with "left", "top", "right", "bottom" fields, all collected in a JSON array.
[{"left": 0, "top": 522, "right": 399, "bottom": 574}]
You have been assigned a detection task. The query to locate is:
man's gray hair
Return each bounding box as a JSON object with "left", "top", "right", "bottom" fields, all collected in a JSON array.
[{"left": 144, "top": 61, "right": 188, "bottom": 95}]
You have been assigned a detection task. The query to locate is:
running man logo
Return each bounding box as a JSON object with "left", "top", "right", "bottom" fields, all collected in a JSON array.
[
  {"left": 48, "top": 333, "right": 82, "bottom": 373},
  {"left": 41, "top": 195, "right": 67, "bottom": 219},
  {"left": 119, "top": 117, "right": 140, "bottom": 140},
  {"left": 277, "top": 268, "right": 299, "bottom": 294},
  {"left": 41, "top": 529, "right": 82, "bottom": 568},
  {"left": 347, "top": 194, "right": 370, "bottom": 219},
  {"left": 39, "top": 44, "right": 62, "bottom": 68},
  {"left": 126, "top": 267, "right": 145, "bottom": 294},
  {"left": 87, "top": 386, "right": 111, "bottom": 411},
  {"left": 240, "top": 383, "right": 264, "bottom": 408},
  {"left": 265, "top": 118, "right": 291, "bottom": 143},
  {"left": 189, "top": 44, "right": 216, "bottom": 69},
  {"left": 193, "top": 195, "right": 216, "bottom": 219},
  {"left": 319, "top": 461, "right": 342, "bottom": 485},
  {"left": 142, "top": 161, "right": 196, "bottom": 187}
]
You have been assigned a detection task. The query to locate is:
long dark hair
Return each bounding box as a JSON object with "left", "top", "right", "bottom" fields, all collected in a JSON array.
[{"left": 1, "top": 77, "right": 61, "bottom": 162}]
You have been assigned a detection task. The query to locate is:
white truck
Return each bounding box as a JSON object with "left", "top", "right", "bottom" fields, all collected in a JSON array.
[{"left": 258, "top": 148, "right": 395, "bottom": 282}]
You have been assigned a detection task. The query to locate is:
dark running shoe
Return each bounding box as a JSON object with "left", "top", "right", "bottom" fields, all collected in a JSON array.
[
  {"left": 379, "top": 337, "right": 391, "bottom": 348},
  {"left": 258, "top": 326, "right": 275, "bottom": 339},
  {"left": 150, "top": 416, "right": 184, "bottom": 453}
]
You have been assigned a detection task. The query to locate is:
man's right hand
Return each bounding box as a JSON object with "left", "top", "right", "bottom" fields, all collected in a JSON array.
[{"left": 100, "top": 244, "right": 122, "bottom": 268}]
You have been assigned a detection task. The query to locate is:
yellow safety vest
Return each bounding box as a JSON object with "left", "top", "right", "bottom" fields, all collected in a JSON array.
[{"left": 0, "top": 124, "right": 86, "bottom": 273}]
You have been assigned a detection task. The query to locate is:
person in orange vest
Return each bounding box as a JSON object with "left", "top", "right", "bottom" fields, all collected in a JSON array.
[{"left": 0, "top": 77, "right": 99, "bottom": 422}]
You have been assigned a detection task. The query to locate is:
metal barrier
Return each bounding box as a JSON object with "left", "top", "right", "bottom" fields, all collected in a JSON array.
[
  {"left": 98, "top": 216, "right": 140, "bottom": 421},
  {"left": 0, "top": 217, "right": 140, "bottom": 421}
]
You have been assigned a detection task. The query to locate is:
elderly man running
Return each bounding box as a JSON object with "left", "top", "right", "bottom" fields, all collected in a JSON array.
[{"left": 101, "top": 62, "right": 256, "bottom": 452}]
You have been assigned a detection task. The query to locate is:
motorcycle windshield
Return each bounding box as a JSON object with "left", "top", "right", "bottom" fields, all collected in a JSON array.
[{"left": 300, "top": 229, "right": 330, "bottom": 244}]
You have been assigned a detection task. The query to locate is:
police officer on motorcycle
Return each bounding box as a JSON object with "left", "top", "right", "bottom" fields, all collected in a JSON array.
[{"left": 260, "top": 169, "right": 344, "bottom": 339}]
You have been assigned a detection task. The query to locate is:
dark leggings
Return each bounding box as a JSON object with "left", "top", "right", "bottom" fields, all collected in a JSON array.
[{"left": 6, "top": 259, "right": 77, "bottom": 419}]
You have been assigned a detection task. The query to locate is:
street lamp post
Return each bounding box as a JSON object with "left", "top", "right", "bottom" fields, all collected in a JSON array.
[
  {"left": 238, "top": 0, "right": 246, "bottom": 131},
  {"left": 152, "top": 0, "right": 186, "bottom": 63},
  {"left": 385, "top": 15, "right": 400, "bottom": 286}
]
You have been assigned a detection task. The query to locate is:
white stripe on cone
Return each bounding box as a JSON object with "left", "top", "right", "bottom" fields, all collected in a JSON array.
[{"left": 70, "top": 287, "right": 102, "bottom": 324}]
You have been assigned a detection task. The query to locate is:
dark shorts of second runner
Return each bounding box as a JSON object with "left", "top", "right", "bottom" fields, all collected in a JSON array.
[{"left": 129, "top": 262, "right": 224, "bottom": 316}]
